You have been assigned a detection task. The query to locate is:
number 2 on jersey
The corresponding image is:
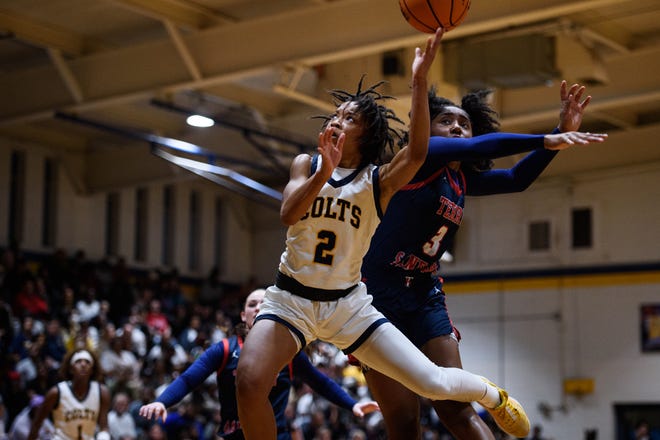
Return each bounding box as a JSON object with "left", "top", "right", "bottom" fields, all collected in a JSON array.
[
  {"left": 423, "top": 225, "right": 448, "bottom": 257},
  {"left": 314, "top": 230, "right": 336, "bottom": 265}
]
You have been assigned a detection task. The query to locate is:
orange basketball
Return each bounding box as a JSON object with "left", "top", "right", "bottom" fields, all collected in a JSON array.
[{"left": 399, "top": 0, "right": 471, "bottom": 33}]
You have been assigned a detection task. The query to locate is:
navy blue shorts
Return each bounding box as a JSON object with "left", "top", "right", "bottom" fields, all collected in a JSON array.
[{"left": 371, "top": 287, "right": 457, "bottom": 348}]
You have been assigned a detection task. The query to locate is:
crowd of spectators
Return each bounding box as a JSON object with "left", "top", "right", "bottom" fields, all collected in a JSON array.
[{"left": 0, "top": 245, "right": 500, "bottom": 439}]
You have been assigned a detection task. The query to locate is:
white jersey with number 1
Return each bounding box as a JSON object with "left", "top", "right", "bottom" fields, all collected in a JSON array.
[{"left": 52, "top": 380, "right": 101, "bottom": 440}]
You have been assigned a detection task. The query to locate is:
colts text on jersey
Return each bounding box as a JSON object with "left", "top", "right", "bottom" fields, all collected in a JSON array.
[{"left": 299, "top": 196, "right": 361, "bottom": 229}]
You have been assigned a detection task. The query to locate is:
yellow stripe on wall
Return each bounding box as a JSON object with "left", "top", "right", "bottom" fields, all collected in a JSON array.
[{"left": 446, "top": 271, "right": 660, "bottom": 294}]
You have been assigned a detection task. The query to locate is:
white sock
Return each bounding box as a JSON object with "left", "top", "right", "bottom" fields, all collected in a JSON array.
[{"left": 478, "top": 378, "right": 503, "bottom": 409}]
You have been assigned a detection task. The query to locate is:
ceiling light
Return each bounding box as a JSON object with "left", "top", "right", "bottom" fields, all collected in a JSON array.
[{"left": 186, "top": 114, "right": 214, "bottom": 128}]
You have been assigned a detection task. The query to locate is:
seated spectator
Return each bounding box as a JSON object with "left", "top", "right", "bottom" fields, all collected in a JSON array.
[
  {"left": 42, "top": 318, "right": 67, "bottom": 372},
  {"left": 76, "top": 286, "right": 101, "bottom": 323},
  {"left": 8, "top": 394, "right": 55, "bottom": 440},
  {"left": 147, "top": 327, "right": 188, "bottom": 372},
  {"left": 145, "top": 423, "right": 167, "bottom": 440},
  {"left": 100, "top": 335, "right": 141, "bottom": 393},
  {"left": 108, "top": 392, "right": 137, "bottom": 440},
  {"left": 178, "top": 314, "right": 203, "bottom": 352},
  {"left": 65, "top": 317, "right": 100, "bottom": 353},
  {"left": 12, "top": 277, "right": 49, "bottom": 320},
  {"left": 145, "top": 299, "right": 170, "bottom": 337}
]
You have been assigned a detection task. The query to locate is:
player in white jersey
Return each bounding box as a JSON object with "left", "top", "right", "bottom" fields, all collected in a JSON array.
[
  {"left": 28, "top": 349, "right": 111, "bottom": 440},
  {"left": 236, "top": 28, "right": 529, "bottom": 439}
]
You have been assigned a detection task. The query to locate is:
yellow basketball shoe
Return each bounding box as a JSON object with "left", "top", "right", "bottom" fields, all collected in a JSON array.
[{"left": 483, "top": 379, "right": 530, "bottom": 438}]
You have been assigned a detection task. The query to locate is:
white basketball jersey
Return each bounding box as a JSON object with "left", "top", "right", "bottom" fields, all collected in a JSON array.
[
  {"left": 52, "top": 381, "right": 100, "bottom": 440},
  {"left": 279, "top": 157, "right": 382, "bottom": 290}
]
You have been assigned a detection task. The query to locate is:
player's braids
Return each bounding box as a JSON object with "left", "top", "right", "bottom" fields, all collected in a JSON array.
[{"left": 315, "top": 76, "right": 405, "bottom": 167}]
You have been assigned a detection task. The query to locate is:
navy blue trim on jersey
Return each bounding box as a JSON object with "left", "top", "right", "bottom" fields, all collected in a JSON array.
[
  {"left": 255, "top": 313, "right": 307, "bottom": 348},
  {"left": 276, "top": 271, "right": 357, "bottom": 301},
  {"left": 343, "top": 317, "right": 389, "bottom": 354},
  {"left": 328, "top": 166, "right": 366, "bottom": 187},
  {"left": 310, "top": 154, "right": 319, "bottom": 174},
  {"left": 310, "top": 153, "right": 373, "bottom": 188},
  {"left": 372, "top": 166, "right": 383, "bottom": 219}
]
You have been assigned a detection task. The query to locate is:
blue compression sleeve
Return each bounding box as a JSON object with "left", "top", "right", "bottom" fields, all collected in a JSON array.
[
  {"left": 465, "top": 148, "right": 558, "bottom": 196},
  {"left": 156, "top": 342, "right": 225, "bottom": 408},
  {"left": 465, "top": 127, "right": 561, "bottom": 195},
  {"left": 417, "top": 132, "right": 545, "bottom": 180},
  {"left": 292, "top": 352, "right": 356, "bottom": 410}
]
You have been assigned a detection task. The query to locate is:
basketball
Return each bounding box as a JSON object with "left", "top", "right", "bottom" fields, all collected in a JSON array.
[{"left": 399, "top": 0, "right": 471, "bottom": 33}]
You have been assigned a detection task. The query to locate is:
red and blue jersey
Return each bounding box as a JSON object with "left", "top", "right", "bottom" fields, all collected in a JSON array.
[{"left": 363, "top": 132, "right": 554, "bottom": 315}]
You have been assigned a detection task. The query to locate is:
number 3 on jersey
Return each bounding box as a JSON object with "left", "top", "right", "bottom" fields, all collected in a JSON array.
[
  {"left": 423, "top": 225, "right": 448, "bottom": 257},
  {"left": 314, "top": 230, "right": 336, "bottom": 265}
]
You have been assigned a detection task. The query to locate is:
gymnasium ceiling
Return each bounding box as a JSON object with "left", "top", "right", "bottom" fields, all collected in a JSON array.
[{"left": 1, "top": 0, "right": 660, "bottom": 203}]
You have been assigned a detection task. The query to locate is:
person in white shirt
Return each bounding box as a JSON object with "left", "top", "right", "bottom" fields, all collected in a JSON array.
[{"left": 108, "top": 392, "right": 137, "bottom": 440}]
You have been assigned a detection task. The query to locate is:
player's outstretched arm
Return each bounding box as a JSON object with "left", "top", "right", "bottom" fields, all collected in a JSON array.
[
  {"left": 380, "top": 27, "right": 443, "bottom": 202},
  {"left": 139, "top": 402, "right": 169, "bottom": 423},
  {"left": 352, "top": 400, "right": 380, "bottom": 418},
  {"left": 544, "top": 131, "right": 607, "bottom": 150}
]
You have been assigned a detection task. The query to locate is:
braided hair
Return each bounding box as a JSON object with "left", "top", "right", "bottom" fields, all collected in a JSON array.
[
  {"left": 315, "top": 76, "right": 405, "bottom": 168},
  {"left": 428, "top": 88, "right": 501, "bottom": 171}
]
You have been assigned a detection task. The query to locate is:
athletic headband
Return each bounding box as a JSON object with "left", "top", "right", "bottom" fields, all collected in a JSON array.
[{"left": 70, "top": 350, "right": 94, "bottom": 366}]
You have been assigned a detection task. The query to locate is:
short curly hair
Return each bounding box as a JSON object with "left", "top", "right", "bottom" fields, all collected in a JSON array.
[
  {"left": 428, "top": 87, "right": 501, "bottom": 171},
  {"left": 60, "top": 348, "right": 102, "bottom": 381},
  {"left": 315, "top": 76, "right": 405, "bottom": 168}
]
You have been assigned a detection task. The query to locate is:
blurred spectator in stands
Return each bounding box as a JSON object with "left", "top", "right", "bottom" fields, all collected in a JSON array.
[
  {"left": 98, "top": 322, "right": 117, "bottom": 355},
  {"left": 159, "top": 270, "right": 186, "bottom": 321},
  {"left": 100, "top": 334, "right": 141, "bottom": 394},
  {"left": 108, "top": 391, "right": 137, "bottom": 440},
  {"left": 42, "top": 318, "right": 66, "bottom": 373},
  {"left": 25, "top": 349, "right": 52, "bottom": 398},
  {"left": 54, "top": 285, "right": 76, "bottom": 328},
  {"left": 12, "top": 277, "right": 49, "bottom": 320},
  {"left": 9, "top": 315, "right": 37, "bottom": 364},
  {"left": 209, "top": 308, "right": 231, "bottom": 345},
  {"left": 179, "top": 313, "right": 203, "bottom": 352},
  {"left": 160, "top": 397, "right": 205, "bottom": 440},
  {"left": 76, "top": 286, "right": 101, "bottom": 324},
  {"left": 65, "top": 317, "right": 99, "bottom": 353},
  {"left": 146, "top": 299, "right": 170, "bottom": 337},
  {"left": 349, "top": 428, "right": 367, "bottom": 440},
  {"left": 8, "top": 394, "right": 54, "bottom": 440},
  {"left": 147, "top": 327, "right": 187, "bottom": 372},
  {"left": 170, "top": 302, "right": 190, "bottom": 337},
  {"left": 15, "top": 333, "right": 46, "bottom": 391},
  {"left": 2, "top": 370, "right": 30, "bottom": 428},
  {"left": 145, "top": 423, "right": 167, "bottom": 440},
  {"left": 121, "top": 311, "right": 148, "bottom": 358}
]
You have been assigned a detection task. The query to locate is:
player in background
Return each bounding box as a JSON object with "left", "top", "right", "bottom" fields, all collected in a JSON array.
[
  {"left": 139, "top": 288, "right": 380, "bottom": 440},
  {"left": 28, "top": 348, "right": 111, "bottom": 440},
  {"left": 360, "top": 80, "right": 600, "bottom": 439}
]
